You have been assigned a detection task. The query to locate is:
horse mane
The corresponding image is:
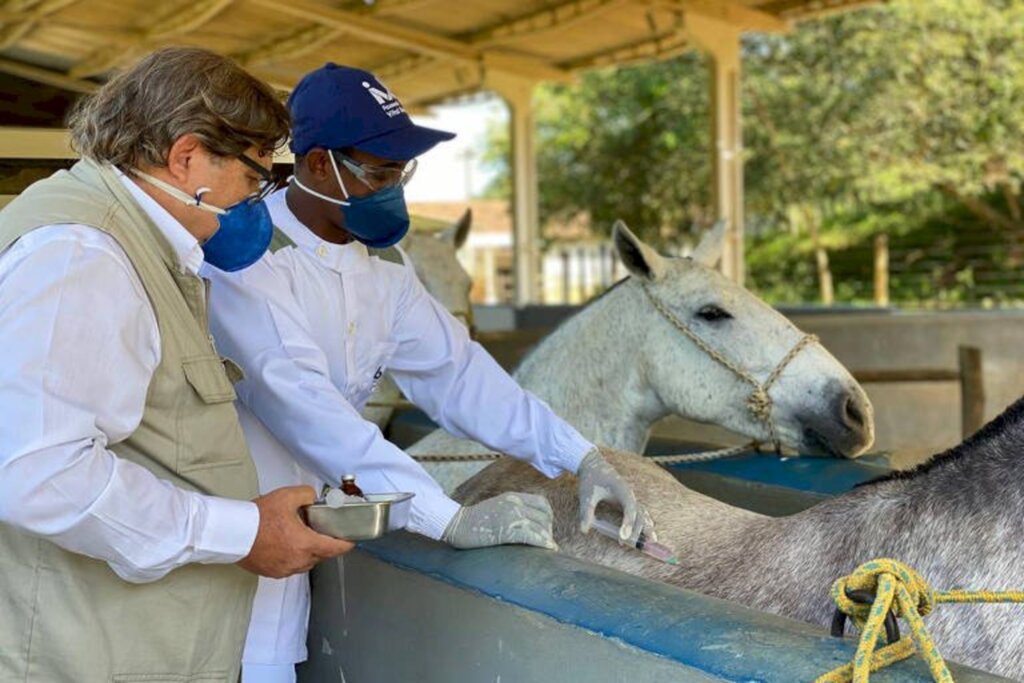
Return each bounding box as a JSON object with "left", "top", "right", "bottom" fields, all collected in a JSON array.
[
  {"left": 513, "top": 276, "right": 633, "bottom": 372},
  {"left": 861, "top": 393, "right": 1024, "bottom": 486},
  {"left": 585, "top": 275, "right": 631, "bottom": 306}
]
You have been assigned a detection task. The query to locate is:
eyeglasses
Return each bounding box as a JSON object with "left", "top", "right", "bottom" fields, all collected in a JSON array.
[
  {"left": 332, "top": 151, "right": 417, "bottom": 191},
  {"left": 237, "top": 153, "right": 283, "bottom": 203}
]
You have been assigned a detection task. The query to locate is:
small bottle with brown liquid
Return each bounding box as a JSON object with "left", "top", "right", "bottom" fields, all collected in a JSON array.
[{"left": 340, "top": 474, "right": 365, "bottom": 498}]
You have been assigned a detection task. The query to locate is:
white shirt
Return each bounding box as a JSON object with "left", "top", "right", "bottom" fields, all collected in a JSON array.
[
  {"left": 0, "top": 170, "right": 259, "bottom": 584},
  {"left": 212, "top": 189, "right": 594, "bottom": 670},
  {"left": 207, "top": 189, "right": 593, "bottom": 541}
]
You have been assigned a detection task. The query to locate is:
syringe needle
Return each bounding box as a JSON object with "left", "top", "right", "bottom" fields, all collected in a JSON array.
[
  {"left": 636, "top": 535, "right": 681, "bottom": 566},
  {"left": 589, "top": 518, "right": 680, "bottom": 566}
]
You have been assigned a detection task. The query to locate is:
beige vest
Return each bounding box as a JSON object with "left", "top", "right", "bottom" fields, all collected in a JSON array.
[{"left": 0, "top": 160, "right": 259, "bottom": 683}]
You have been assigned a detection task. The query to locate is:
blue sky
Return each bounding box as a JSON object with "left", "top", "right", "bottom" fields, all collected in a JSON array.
[{"left": 406, "top": 96, "right": 506, "bottom": 203}]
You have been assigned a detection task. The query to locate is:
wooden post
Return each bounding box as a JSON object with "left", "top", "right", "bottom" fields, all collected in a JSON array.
[
  {"left": 686, "top": 14, "right": 745, "bottom": 286},
  {"left": 483, "top": 248, "right": 497, "bottom": 304},
  {"left": 581, "top": 246, "right": 593, "bottom": 298},
  {"left": 560, "top": 249, "right": 571, "bottom": 304},
  {"left": 576, "top": 246, "right": 587, "bottom": 301},
  {"left": 804, "top": 206, "right": 833, "bottom": 306},
  {"left": 873, "top": 233, "right": 889, "bottom": 307},
  {"left": 598, "top": 244, "right": 610, "bottom": 288},
  {"left": 958, "top": 345, "right": 985, "bottom": 438},
  {"left": 490, "top": 74, "right": 540, "bottom": 306}
]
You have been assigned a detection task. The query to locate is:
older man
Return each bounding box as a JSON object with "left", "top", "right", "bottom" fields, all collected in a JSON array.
[{"left": 0, "top": 48, "right": 351, "bottom": 683}]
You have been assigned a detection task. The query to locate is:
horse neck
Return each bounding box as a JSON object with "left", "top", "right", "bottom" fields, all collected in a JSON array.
[
  {"left": 512, "top": 281, "right": 666, "bottom": 452},
  {"left": 667, "top": 424, "right": 1024, "bottom": 623}
]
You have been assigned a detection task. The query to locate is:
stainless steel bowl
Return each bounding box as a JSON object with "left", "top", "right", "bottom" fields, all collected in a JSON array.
[{"left": 303, "top": 492, "right": 414, "bottom": 541}]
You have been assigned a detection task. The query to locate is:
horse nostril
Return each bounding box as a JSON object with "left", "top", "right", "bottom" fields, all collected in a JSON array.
[{"left": 843, "top": 395, "right": 865, "bottom": 429}]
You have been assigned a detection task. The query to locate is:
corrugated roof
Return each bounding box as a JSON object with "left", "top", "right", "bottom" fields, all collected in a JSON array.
[{"left": 0, "top": 0, "right": 883, "bottom": 108}]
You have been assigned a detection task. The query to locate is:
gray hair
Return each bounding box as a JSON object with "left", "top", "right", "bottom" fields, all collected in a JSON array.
[{"left": 68, "top": 46, "right": 290, "bottom": 168}]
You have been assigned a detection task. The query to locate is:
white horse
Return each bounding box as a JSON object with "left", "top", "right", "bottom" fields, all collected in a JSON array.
[
  {"left": 410, "top": 220, "right": 874, "bottom": 487},
  {"left": 361, "top": 209, "right": 473, "bottom": 428}
]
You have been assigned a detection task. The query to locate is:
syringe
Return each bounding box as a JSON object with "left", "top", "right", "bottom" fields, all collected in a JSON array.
[{"left": 589, "top": 518, "right": 680, "bottom": 566}]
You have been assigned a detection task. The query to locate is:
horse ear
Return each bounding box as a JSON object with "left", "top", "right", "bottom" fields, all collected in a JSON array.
[
  {"left": 612, "top": 220, "right": 666, "bottom": 281},
  {"left": 439, "top": 208, "right": 472, "bottom": 250},
  {"left": 691, "top": 219, "right": 728, "bottom": 268}
]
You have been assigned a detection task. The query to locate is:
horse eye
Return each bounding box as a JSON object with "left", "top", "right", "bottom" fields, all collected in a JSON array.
[{"left": 696, "top": 304, "right": 732, "bottom": 322}]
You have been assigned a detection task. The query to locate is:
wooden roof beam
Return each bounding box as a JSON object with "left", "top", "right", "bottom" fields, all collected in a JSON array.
[
  {"left": 760, "top": 0, "right": 880, "bottom": 21},
  {"left": 68, "top": 0, "right": 233, "bottom": 78},
  {"left": 377, "top": 0, "right": 781, "bottom": 90},
  {"left": 0, "top": 0, "right": 81, "bottom": 50},
  {"left": 233, "top": 23, "right": 341, "bottom": 67},
  {"left": 0, "top": 125, "right": 292, "bottom": 162},
  {"left": 231, "top": 0, "right": 444, "bottom": 67},
  {"left": 244, "top": 0, "right": 570, "bottom": 82},
  {"left": 651, "top": 0, "right": 791, "bottom": 33},
  {"left": 560, "top": 29, "right": 688, "bottom": 70},
  {"left": 365, "top": 0, "right": 632, "bottom": 91},
  {"left": 0, "top": 126, "right": 76, "bottom": 159},
  {"left": 237, "top": 0, "right": 624, "bottom": 86},
  {"left": 468, "top": 0, "right": 632, "bottom": 46},
  {"left": 247, "top": 67, "right": 300, "bottom": 94},
  {"left": 354, "top": 0, "right": 439, "bottom": 14},
  {"left": 372, "top": 54, "right": 435, "bottom": 83},
  {"left": 0, "top": 57, "right": 97, "bottom": 93}
]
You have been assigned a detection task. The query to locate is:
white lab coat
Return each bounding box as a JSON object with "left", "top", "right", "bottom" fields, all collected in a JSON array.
[{"left": 205, "top": 189, "right": 593, "bottom": 671}]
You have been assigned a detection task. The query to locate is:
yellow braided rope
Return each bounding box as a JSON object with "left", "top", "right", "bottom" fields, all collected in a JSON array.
[{"left": 816, "top": 558, "right": 1024, "bottom": 683}]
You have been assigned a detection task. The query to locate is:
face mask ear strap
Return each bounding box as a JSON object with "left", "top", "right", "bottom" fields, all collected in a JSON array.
[
  {"left": 288, "top": 174, "right": 351, "bottom": 207},
  {"left": 130, "top": 169, "right": 226, "bottom": 215},
  {"left": 327, "top": 152, "right": 352, "bottom": 201}
]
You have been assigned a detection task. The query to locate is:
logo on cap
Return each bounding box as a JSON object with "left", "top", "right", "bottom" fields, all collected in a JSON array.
[{"left": 362, "top": 80, "right": 405, "bottom": 119}]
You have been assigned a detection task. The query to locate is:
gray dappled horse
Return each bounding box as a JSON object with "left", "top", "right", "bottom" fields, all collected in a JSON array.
[
  {"left": 457, "top": 396, "right": 1024, "bottom": 677},
  {"left": 410, "top": 221, "right": 874, "bottom": 488}
]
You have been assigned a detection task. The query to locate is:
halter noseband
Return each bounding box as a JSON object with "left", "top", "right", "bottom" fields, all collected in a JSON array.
[{"left": 640, "top": 281, "right": 819, "bottom": 454}]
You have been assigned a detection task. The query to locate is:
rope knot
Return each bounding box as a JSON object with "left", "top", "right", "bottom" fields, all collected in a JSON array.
[
  {"left": 747, "top": 386, "right": 772, "bottom": 421},
  {"left": 832, "top": 559, "right": 936, "bottom": 625},
  {"left": 821, "top": 558, "right": 1024, "bottom": 682},
  {"left": 812, "top": 556, "right": 1024, "bottom": 683}
]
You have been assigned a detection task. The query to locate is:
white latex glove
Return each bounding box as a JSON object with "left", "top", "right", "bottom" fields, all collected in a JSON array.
[
  {"left": 442, "top": 492, "right": 558, "bottom": 550},
  {"left": 576, "top": 448, "right": 654, "bottom": 545}
]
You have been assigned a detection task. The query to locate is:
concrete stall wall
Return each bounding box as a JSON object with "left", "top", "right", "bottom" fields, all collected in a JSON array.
[
  {"left": 473, "top": 306, "right": 1024, "bottom": 459},
  {"left": 789, "top": 310, "right": 1024, "bottom": 457},
  {"left": 300, "top": 534, "right": 1008, "bottom": 683},
  {"left": 302, "top": 553, "right": 717, "bottom": 683}
]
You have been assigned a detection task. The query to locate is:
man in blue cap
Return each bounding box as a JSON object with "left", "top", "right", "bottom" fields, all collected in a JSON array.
[{"left": 206, "top": 63, "right": 652, "bottom": 683}]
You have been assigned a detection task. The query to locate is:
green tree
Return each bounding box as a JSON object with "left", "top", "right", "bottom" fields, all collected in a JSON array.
[
  {"left": 485, "top": 54, "right": 712, "bottom": 247},
  {"left": 484, "top": 0, "right": 1024, "bottom": 305}
]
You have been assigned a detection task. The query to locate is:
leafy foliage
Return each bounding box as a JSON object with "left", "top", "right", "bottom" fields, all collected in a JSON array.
[{"left": 483, "top": 0, "right": 1024, "bottom": 305}]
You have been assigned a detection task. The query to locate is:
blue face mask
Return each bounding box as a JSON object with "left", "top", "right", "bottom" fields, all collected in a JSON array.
[
  {"left": 199, "top": 199, "right": 274, "bottom": 272},
  {"left": 291, "top": 153, "right": 411, "bottom": 248},
  {"left": 132, "top": 170, "right": 273, "bottom": 272},
  {"left": 339, "top": 184, "right": 410, "bottom": 248}
]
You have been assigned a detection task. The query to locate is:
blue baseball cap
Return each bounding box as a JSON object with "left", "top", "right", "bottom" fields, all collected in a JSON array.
[{"left": 288, "top": 63, "right": 455, "bottom": 159}]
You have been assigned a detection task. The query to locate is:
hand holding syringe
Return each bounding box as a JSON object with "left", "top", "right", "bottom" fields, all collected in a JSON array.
[{"left": 588, "top": 517, "right": 679, "bottom": 566}]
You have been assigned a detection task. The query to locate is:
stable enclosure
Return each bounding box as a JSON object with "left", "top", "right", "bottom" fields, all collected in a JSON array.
[
  {"left": 300, "top": 537, "right": 1010, "bottom": 683},
  {"left": 3, "top": 1, "right": 1022, "bottom": 682},
  {"left": 468, "top": 305, "right": 1015, "bottom": 457}
]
